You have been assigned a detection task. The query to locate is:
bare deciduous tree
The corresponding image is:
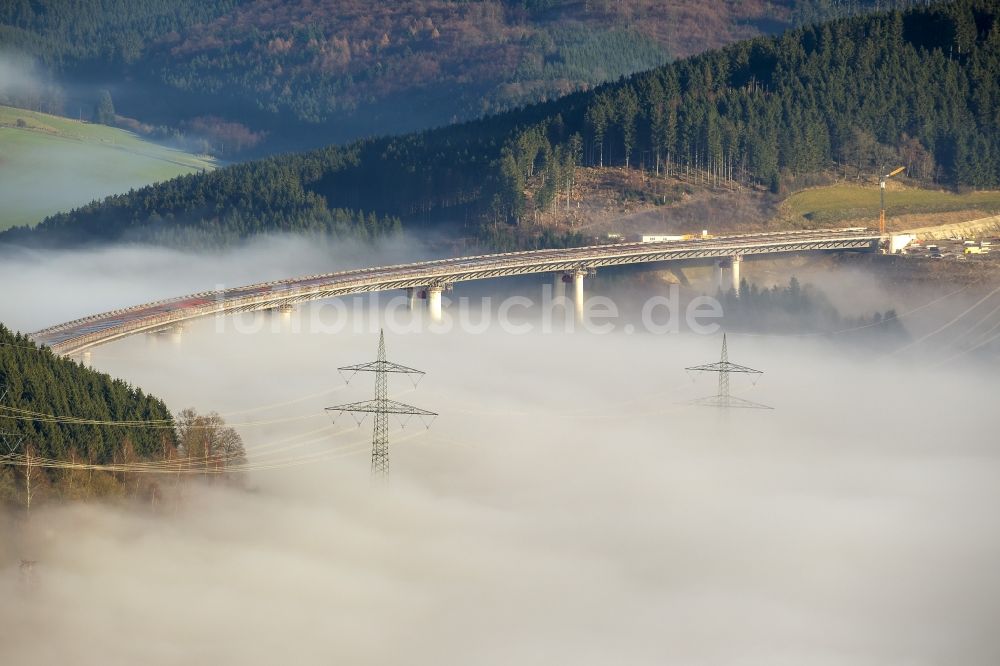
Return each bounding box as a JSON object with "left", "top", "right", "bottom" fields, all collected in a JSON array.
[{"left": 176, "top": 409, "right": 247, "bottom": 481}]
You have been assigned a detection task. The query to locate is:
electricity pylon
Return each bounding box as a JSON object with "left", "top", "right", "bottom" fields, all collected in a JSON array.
[
  {"left": 686, "top": 334, "right": 772, "bottom": 409},
  {"left": 0, "top": 384, "right": 25, "bottom": 458},
  {"left": 326, "top": 330, "right": 436, "bottom": 480}
]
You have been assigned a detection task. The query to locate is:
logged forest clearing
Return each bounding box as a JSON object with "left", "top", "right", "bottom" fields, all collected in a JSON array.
[{"left": 510, "top": 165, "right": 1000, "bottom": 239}]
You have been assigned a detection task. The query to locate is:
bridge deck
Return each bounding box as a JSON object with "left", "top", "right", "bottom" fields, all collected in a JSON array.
[{"left": 30, "top": 228, "right": 878, "bottom": 355}]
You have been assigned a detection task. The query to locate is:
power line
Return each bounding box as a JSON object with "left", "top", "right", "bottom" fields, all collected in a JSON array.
[
  {"left": 933, "top": 315, "right": 1000, "bottom": 366},
  {"left": 0, "top": 426, "right": 385, "bottom": 475},
  {"left": 0, "top": 403, "right": 327, "bottom": 429},
  {"left": 892, "top": 283, "right": 1000, "bottom": 354},
  {"left": 686, "top": 334, "right": 772, "bottom": 409},
  {"left": 326, "top": 330, "right": 436, "bottom": 481}
]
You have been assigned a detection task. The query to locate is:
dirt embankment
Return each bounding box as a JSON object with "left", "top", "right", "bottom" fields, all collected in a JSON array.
[{"left": 903, "top": 215, "right": 1000, "bottom": 240}]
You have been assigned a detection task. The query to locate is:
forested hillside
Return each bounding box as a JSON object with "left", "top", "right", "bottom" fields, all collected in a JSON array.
[
  {"left": 0, "top": 162, "right": 402, "bottom": 246},
  {"left": 3, "top": 1, "right": 997, "bottom": 249},
  {"left": 0, "top": 324, "right": 176, "bottom": 504},
  {"left": 0, "top": 325, "right": 174, "bottom": 464},
  {"left": 1, "top": 0, "right": 918, "bottom": 154}
]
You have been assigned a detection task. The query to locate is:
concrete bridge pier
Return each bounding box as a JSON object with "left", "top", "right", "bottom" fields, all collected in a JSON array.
[
  {"left": 427, "top": 285, "right": 444, "bottom": 322},
  {"left": 730, "top": 255, "right": 742, "bottom": 296},
  {"left": 553, "top": 272, "right": 567, "bottom": 301},
  {"left": 405, "top": 287, "right": 416, "bottom": 311},
  {"left": 572, "top": 269, "right": 588, "bottom": 322}
]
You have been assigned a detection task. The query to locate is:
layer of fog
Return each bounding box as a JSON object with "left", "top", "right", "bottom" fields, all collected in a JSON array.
[
  {"left": 0, "top": 52, "right": 49, "bottom": 102},
  {"left": 0, "top": 63, "right": 34, "bottom": 99},
  {"left": 0, "top": 233, "right": 977, "bottom": 339},
  {"left": 2, "top": 239, "right": 1000, "bottom": 664},
  {"left": 2, "top": 309, "right": 1000, "bottom": 665},
  {"left": 0, "top": 235, "right": 450, "bottom": 333}
]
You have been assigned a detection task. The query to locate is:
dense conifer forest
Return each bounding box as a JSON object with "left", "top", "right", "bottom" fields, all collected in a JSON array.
[
  {"left": 2, "top": 1, "right": 996, "bottom": 249},
  {"left": 0, "top": 325, "right": 175, "bottom": 465},
  {"left": 0, "top": 0, "right": 919, "bottom": 153},
  {"left": 0, "top": 324, "right": 181, "bottom": 505},
  {"left": 0, "top": 324, "right": 252, "bottom": 507}
]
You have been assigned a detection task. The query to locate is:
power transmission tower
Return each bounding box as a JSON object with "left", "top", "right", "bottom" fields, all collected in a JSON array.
[
  {"left": 686, "top": 334, "right": 772, "bottom": 409},
  {"left": 0, "top": 384, "right": 25, "bottom": 459},
  {"left": 326, "top": 330, "right": 436, "bottom": 480}
]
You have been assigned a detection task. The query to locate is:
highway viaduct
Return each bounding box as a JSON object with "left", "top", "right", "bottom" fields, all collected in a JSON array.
[{"left": 30, "top": 228, "right": 881, "bottom": 356}]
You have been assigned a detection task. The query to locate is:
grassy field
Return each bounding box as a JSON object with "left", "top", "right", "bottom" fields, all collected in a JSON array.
[
  {"left": 0, "top": 106, "right": 217, "bottom": 230},
  {"left": 781, "top": 183, "right": 1000, "bottom": 229}
]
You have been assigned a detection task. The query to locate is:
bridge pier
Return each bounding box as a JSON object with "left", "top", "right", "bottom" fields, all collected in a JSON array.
[
  {"left": 573, "top": 269, "right": 587, "bottom": 323},
  {"left": 553, "top": 272, "right": 567, "bottom": 301},
  {"left": 573, "top": 269, "right": 585, "bottom": 304},
  {"left": 427, "top": 285, "right": 444, "bottom": 322},
  {"left": 405, "top": 287, "right": 416, "bottom": 311},
  {"left": 730, "top": 255, "right": 742, "bottom": 296}
]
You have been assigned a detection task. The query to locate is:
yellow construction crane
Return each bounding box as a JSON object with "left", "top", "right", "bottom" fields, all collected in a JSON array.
[{"left": 879, "top": 165, "right": 906, "bottom": 237}]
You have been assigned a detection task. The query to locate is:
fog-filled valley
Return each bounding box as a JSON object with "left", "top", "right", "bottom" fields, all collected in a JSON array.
[
  {"left": 2, "top": 237, "right": 1000, "bottom": 665},
  {"left": 3, "top": 1, "right": 1000, "bottom": 663}
]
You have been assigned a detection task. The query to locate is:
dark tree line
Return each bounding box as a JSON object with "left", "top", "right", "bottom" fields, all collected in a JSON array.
[
  {"left": 0, "top": 324, "right": 176, "bottom": 470},
  {"left": 716, "top": 277, "right": 908, "bottom": 340},
  {"left": 0, "top": 325, "right": 253, "bottom": 507},
  {"left": 2, "top": 1, "right": 998, "bottom": 248}
]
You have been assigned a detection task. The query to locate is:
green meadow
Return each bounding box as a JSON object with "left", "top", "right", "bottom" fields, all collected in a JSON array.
[
  {"left": 0, "top": 106, "right": 217, "bottom": 231},
  {"left": 781, "top": 183, "right": 1000, "bottom": 228}
]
